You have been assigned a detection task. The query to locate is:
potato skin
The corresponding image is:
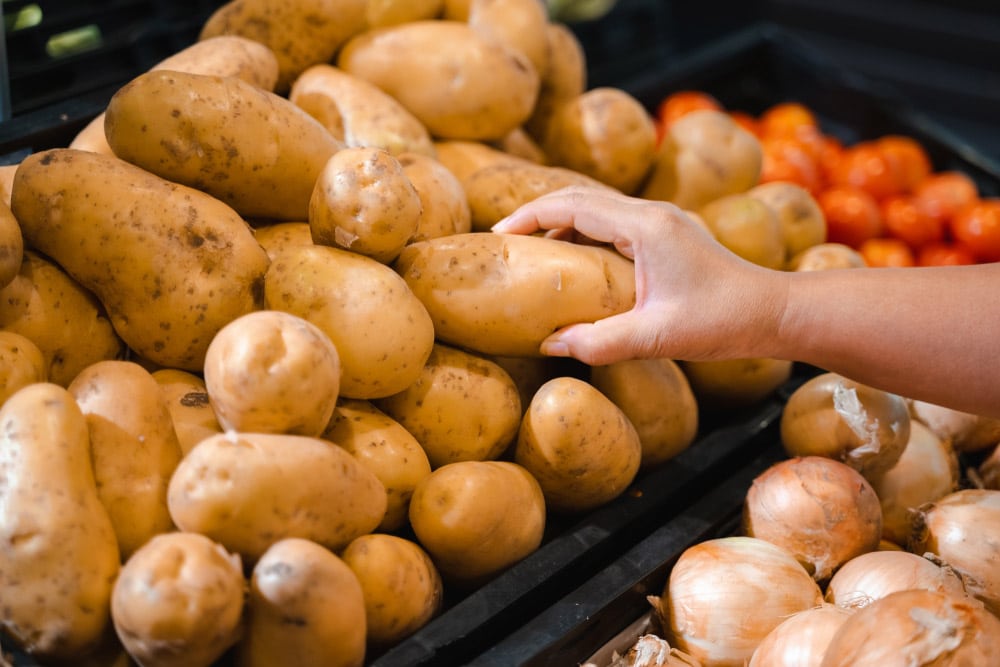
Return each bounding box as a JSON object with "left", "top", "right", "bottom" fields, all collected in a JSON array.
[
  {"left": 394, "top": 232, "right": 636, "bottom": 356},
  {"left": 0, "top": 330, "right": 45, "bottom": 405},
  {"left": 11, "top": 149, "right": 269, "bottom": 371},
  {"left": 253, "top": 221, "right": 314, "bottom": 262},
  {"left": 699, "top": 193, "right": 785, "bottom": 269},
  {"left": 525, "top": 22, "right": 586, "bottom": 141},
  {"left": 746, "top": 181, "right": 826, "bottom": 261},
  {"left": 0, "top": 383, "right": 120, "bottom": 659},
  {"left": 112, "top": 532, "right": 245, "bottom": 667},
  {"left": 152, "top": 369, "right": 223, "bottom": 455},
  {"left": 240, "top": 538, "right": 366, "bottom": 667},
  {"left": 681, "top": 357, "right": 793, "bottom": 408},
  {"left": 467, "top": 0, "right": 549, "bottom": 77},
  {"left": 68, "top": 360, "right": 182, "bottom": 559},
  {"left": 168, "top": 431, "right": 387, "bottom": 562},
  {"left": 0, "top": 201, "right": 22, "bottom": 288},
  {"left": 397, "top": 151, "right": 472, "bottom": 242},
  {"left": 338, "top": 21, "right": 539, "bottom": 141},
  {"left": 106, "top": 70, "right": 342, "bottom": 221},
  {"left": 408, "top": 460, "right": 545, "bottom": 583}
]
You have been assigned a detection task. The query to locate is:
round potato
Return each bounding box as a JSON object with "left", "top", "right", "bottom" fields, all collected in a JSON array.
[
  {"left": 0, "top": 330, "right": 45, "bottom": 406},
  {"left": 699, "top": 193, "right": 785, "bottom": 269},
  {"left": 514, "top": 376, "right": 641, "bottom": 513},
  {"left": 203, "top": 310, "right": 341, "bottom": 437},
  {"left": 787, "top": 242, "right": 867, "bottom": 271},
  {"left": 680, "top": 357, "right": 793, "bottom": 408},
  {"left": 0, "top": 163, "right": 18, "bottom": 207},
  {"left": 0, "top": 201, "right": 22, "bottom": 288},
  {"left": 525, "top": 22, "right": 587, "bottom": 142},
  {"left": 152, "top": 369, "right": 223, "bottom": 455},
  {"left": 112, "top": 532, "right": 245, "bottom": 667},
  {"left": 323, "top": 398, "right": 432, "bottom": 532},
  {"left": 397, "top": 151, "right": 472, "bottom": 242},
  {"left": 341, "top": 534, "right": 443, "bottom": 645},
  {"left": 253, "top": 222, "right": 313, "bottom": 262},
  {"left": 408, "top": 460, "right": 545, "bottom": 584},
  {"left": 467, "top": 0, "right": 549, "bottom": 77},
  {"left": 746, "top": 181, "right": 826, "bottom": 261},
  {"left": 375, "top": 343, "right": 522, "bottom": 468}
]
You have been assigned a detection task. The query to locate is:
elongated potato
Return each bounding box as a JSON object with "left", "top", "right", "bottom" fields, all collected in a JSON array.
[
  {"left": 0, "top": 383, "right": 120, "bottom": 659},
  {"left": 68, "top": 360, "right": 182, "bottom": 559},
  {"left": 11, "top": 149, "right": 269, "bottom": 371},
  {"left": 112, "top": 532, "right": 245, "bottom": 667},
  {"left": 152, "top": 369, "right": 223, "bottom": 455},
  {"left": 467, "top": 0, "right": 549, "bottom": 77},
  {"left": 290, "top": 64, "right": 434, "bottom": 157},
  {"left": 525, "top": 22, "right": 586, "bottom": 141},
  {"left": 432, "top": 139, "right": 533, "bottom": 186},
  {"left": 367, "top": 0, "right": 443, "bottom": 27},
  {"left": 265, "top": 244, "right": 434, "bottom": 399},
  {"left": 338, "top": 21, "right": 539, "bottom": 141},
  {"left": 0, "top": 250, "right": 124, "bottom": 386},
  {"left": 394, "top": 232, "right": 636, "bottom": 357},
  {"left": 397, "top": 151, "right": 472, "bottom": 242},
  {"left": 0, "top": 201, "right": 22, "bottom": 288},
  {"left": 240, "top": 538, "right": 366, "bottom": 667},
  {"left": 168, "top": 431, "right": 386, "bottom": 562},
  {"left": 105, "top": 70, "right": 342, "bottom": 221},
  {"left": 0, "top": 331, "right": 45, "bottom": 406}
]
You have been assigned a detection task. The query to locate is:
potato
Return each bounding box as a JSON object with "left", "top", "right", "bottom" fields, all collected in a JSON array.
[
  {"left": 0, "top": 250, "right": 124, "bottom": 386},
  {"left": 408, "top": 460, "right": 545, "bottom": 583},
  {"left": 338, "top": 21, "right": 539, "bottom": 141},
  {"left": 525, "top": 22, "right": 587, "bottom": 142},
  {"left": 397, "top": 151, "right": 472, "bottom": 241},
  {"left": 168, "top": 431, "right": 386, "bottom": 562},
  {"left": 111, "top": 532, "right": 245, "bottom": 667},
  {"left": 309, "top": 147, "right": 422, "bottom": 263},
  {"left": 0, "top": 163, "right": 17, "bottom": 207},
  {"left": 240, "top": 538, "right": 366, "bottom": 667},
  {"left": 394, "top": 232, "right": 636, "bottom": 357},
  {"left": 698, "top": 193, "right": 785, "bottom": 269},
  {"left": 289, "top": 64, "right": 434, "bottom": 157},
  {"left": 467, "top": 0, "right": 549, "bottom": 77},
  {"left": 105, "top": 70, "right": 342, "bottom": 222},
  {"left": 787, "top": 242, "right": 867, "bottom": 271},
  {"left": 265, "top": 244, "right": 434, "bottom": 399},
  {"left": 322, "top": 399, "right": 432, "bottom": 532},
  {"left": 203, "top": 310, "right": 341, "bottom": 437},
  {"left": 0, "top": 200, "right": 22, "bottom": 288},
  {"left": 253, "top": 221, "right": 313, "bottom": 261},
  {"left": 441, "top": 0, "right": 472, "bottom": 19},
  {"left": 463, "top": 161, "right": 614, "bottom": 231},
  {"left": 514, "top": 376, "right": 641, "bottom": 513},
  {"left": 432, "top": 139, "right": 533, "bottom": 186},
  {"left": 68, "top": 360, "right": 182, "bottom": 558},
  {"left": 642, "top": 109, "right": 762, "bottom": 210},
  {"left": 746, "top": 181, "right": 827, "bottom": 261},
  {"left": 0, "top": 331, "right": 45, "bottom": 406},
  {"left": 367, "top": 0, "right": 443, "bottom": 27},
  {"left": 590, "top": 358, "right": 699, "bottom": 468},
  {"left": 681, "top": 358, "right": 793, "bottom": 408},
  {"left": 488, "top": 354, "right": 570, "bottom": 416},
  {"left": 375, "top": 343, "right": 522, "bottom": 468},
  {"left": 0, "top": 383, "right": 120, "bottom": 659},
  {"left": 11, "top": 149, "right": 269, "bottom": 371},
  {"left": 490, "top": 127, "right": 548, "bottom": 165},
  {"left": 341, "top": 534, "right": 443, "bottom": 645},
  {"left": 200, "top": 0, "right": 367, "bottom": 93},
  {"left": 152, "top": 369, "right": 223, "bottom": 455},
  {"left": 541, "top": 87, "right": 658, "bottom": 194}
]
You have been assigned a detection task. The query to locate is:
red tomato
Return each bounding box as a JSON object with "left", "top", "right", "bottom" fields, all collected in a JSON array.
[
  {"left": 759, "top": 102, "right": 818, "bottom": 138},
  {"left": 950, "top": 198, "right": 1000, "bottom": 262},
  {"left": 913, "top": 171, "right": 979, "bottom": 224},
  {"left": 877, "top": 135, "right": 932, "bottom": 193},
  {"left": 916, "top": 242, "right": 977, "bottom": 266},
  {"left": 859, "top": 238, "right": 916, "bottom": 267},
  {"left": 829, "top": 142, "right": 901, "bottom": 201},
  {"left": 657, "top": 90, "right": 722, "bottom": 127},
  {"left": 760, "top": 136, "right": 823, "bottom": 195},
  {"left": 818, "top": 186, "right": 883, "bottom": 248},
  {"left": 880, "top": 195, "right": 945, "bottom": 249}
]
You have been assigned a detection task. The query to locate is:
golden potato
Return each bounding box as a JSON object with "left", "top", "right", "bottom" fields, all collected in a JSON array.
[
  {"left": 394, "top": 232, "right": 636, "bottom": 357},
  {"left": 0, "top": 330, "right": 45, "bottom": 406},
  {"left": 681, "top": 358, "right": 793, "bottom": 408},
  {"left": 240, "top": 538, "right": 366, "bottom": 667},
  {"left": 0, "top": 163, "right": 17, "bottom": 207},
  {"left": 747, "top": 181, "right": 827, "bottom": 261},
  {"left": 699, "top": 193, "right": 785, "bottom": 269},
  {"left": 265, "top": 244, "right": 434, "bottom": 399},
  {"left": 0, "top": 201, "right": 22, "bottom": 288},
  {"left": 168, "top": 431, "right": 386, "bottom": 562},
  {"left": 338, "top": 21, "right": 539, "bottom": 141},
  {"left": 488, "top": 354, "right": 569, "bottom": 417},
  {"left": 366, "top": 0, "right": 443, "bottom": 27},
  {"left": 525, "top": 22, "right": 587, "bottom": 141},
  {"left": 289, "top": 64, "right": 434, "bottom": 157},
  {"left": 0, "top": 250, "right": 124, "bottom": 386},
  {"left": 11, "top": 149, "right": 269, "bottom": 371},
  {"left": 112, "top": 532, "right": 244, "bottom": 667},
  {"left": 105, "top": 70, "right": 342, "bottom": 221},
  {"left": 432, "top": 139, "right": 533, "bottom": 186},
  {"left": 490, "top": 127, "right": 549, "bottom": 164},
  {"left": 0, "top": 383, "right": 120, "bottom": 659},
  {"left": 309, "top": 147, "right": 422, "bottom": 263},
  {"left": 467, "top": 0, "right": 549, "bottom": 77},
  {"left": 322, "top": 399, "right": 432, "bottom": 532},
  {"left": 514, "top": 376, "right": 641, "bottom": 513},
  {"left": 253, "top": 221, "right": 313, "bottom": 262},
  {"left": 203, "top": 310, "right": 341, "bottom": 437},
  {"left": 68, "top": 360, "right": 182, "bottom": 559},
  {"left": 397, "top": 151, "right": 472, "bottom": 242},
  {"left": 341, "top": 534, "right": 443, "bottom": 645},
  {"left": 152, "top": 369, "right": 223, "bottom": 455},
  {"left": 441, "top": 0, "right": 472, "bottom": 19},
  {"left": 408, "top": 460, "right": 545, "bottom": 583},
  {"left": 787, "top": 242, "right": 867, "bottom": 271},
  {"left": 375, "top": 344, "right": 522, "bottom": 468}
]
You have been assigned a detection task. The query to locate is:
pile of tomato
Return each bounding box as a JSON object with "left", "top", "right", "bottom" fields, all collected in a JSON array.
[{"left": 654, "top": 91, "right": 1000, "bottom": 267}]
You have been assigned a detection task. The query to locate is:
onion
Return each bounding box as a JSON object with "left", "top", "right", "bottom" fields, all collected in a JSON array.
[
  {"left": 869, "top": 420, "right": 959, "bottom": 545},
  {"left": 910, "top": 399, "right": 1000, "bottom": 454},
  {"left": 820, "top": 589, "right": 1000, "bottom": 666},
  {"left": 825, "top": 550, "right": 970, "bottom": 609},
  {"left": 909, "top": 488, "right": 1000, "bottom": 616},
  {"left": 652, "top": 536, "right": 822, "bottom": 667},
  {"left": 978, "top": 443, "right": 1000, "bottom": 490},
  {"left": 606, "top": 635, "right": 703, "bottom": 667},
  {"left": 742, "top": 456, "right": 881, "bottom": 582},
  {"left": 747, "top": 604, "right": 852, "bottom": 667}
]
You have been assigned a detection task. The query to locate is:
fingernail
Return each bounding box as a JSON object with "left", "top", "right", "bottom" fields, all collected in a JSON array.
[
  {"left": 540, "top": 339, "right": 569, "bottom": 357},
  {"left": 491, "top": 218, "right": 510, "bottom": 232}
]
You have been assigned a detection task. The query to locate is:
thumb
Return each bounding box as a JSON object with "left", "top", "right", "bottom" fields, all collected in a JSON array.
[{"left": 540, "top": 311, "right": 656, "bottom": 366}]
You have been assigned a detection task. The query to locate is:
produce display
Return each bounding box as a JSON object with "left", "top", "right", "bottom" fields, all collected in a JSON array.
[{"left": 0, "top": 3, "right": 999, "bottom": 667}]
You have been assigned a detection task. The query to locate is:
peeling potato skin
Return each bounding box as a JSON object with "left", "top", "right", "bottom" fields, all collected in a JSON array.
[{"left": 11, "top": 149, "right": 270, "bottom": 371}]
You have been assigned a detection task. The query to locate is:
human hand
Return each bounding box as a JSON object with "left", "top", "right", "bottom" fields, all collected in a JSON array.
[{"left": 491, "top": 187, "right": 787, "bottom": 365}]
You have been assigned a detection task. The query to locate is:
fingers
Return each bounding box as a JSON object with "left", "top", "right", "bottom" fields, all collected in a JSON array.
[
  {"left": 492, "top": 186, "right": 648, "bottom": 245},
  {"left": 540, "top": 312, "right": 658, "bottom": 366}
]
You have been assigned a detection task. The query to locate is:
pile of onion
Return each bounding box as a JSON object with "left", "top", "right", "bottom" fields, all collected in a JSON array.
[
  {"left": 825, "top": 550, "right": 970, "bottom": 609},
  {"left": 748, "top": 603, "right": 852, "bottom": 667}
]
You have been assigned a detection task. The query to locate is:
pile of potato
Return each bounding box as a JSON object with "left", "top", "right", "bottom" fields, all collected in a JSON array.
[{"left": 0, "top": 1, "right": 852, "bottom": 665}]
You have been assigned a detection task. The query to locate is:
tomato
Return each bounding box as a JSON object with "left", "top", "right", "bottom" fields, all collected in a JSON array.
[
  {"left": 950, "top": 198, "right": 1000, "bottom": 262},
  {"left": 880, "top": 195, "right": 945, "bottom": 249},
  {"left": 859, "top": 238, "right": 916, "bottom": 268},
  {"left": 758, "top": 102, "right": 818, "bottom": 138},
  {"left": 916, "top": 242, "right": 977, "bottom": 266},
  {"left": 657, "top": 90, "right": 722, "bottom": 127},
  {"left": 760, "top": 136, "right": 823, "bottom": 194},
  {"left": 816, "top": 135, "right": 845, "bottom": 187},
  {"left": 913, "top": 171, "right": 979, "bottom": 224},
  {"left": 828, "top": 142, "right": 901, "bottom": 201},
  {"left": 817, "top": 186, "right": 883, "bottom": 248},
  {"left": 876, "top": 135, "right": 931, "bottom": 193}
]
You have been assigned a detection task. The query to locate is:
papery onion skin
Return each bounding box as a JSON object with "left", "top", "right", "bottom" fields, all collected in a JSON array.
[
  {"left": 656, "top": 536, "right": 823, "bottom": 667},
  {"left": 748, "top": 604, "right": 852, "bottom": 667},
  {"left": 819, "top": 589, "right": 1000, "bottom": 667},
  {"left": 870, "top": 420, "right": 959, "bottom": 546},
  {"left": 909, "top": 489, "right": 1000, "bottom": 616},
  {"left": 742, "top": 456, "right": 882, "bottom": 582},
  {"left": 825, "top": 550, "right": 969, "bottom": 610}
]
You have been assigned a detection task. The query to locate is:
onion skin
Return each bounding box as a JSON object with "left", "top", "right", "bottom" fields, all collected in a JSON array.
[
  {"left": 742, "top": 456, "right": 882, "bottom": 582},
  {"left": 825, "top": 550, "right": 969, "bottom": 610},
  {"left": 819, "top": 589, "right": 1000, "bottom": 667},
  {"left": 748, "top": 604, "right": 852, "bottom": 667},
  {"left": 910, "top": 399, "right": 1000, "bottom": 454}
]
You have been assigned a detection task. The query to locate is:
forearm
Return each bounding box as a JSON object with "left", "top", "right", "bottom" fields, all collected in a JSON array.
[{"left": 771, "top": 264, "right": 1000, "bottom": 418}]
